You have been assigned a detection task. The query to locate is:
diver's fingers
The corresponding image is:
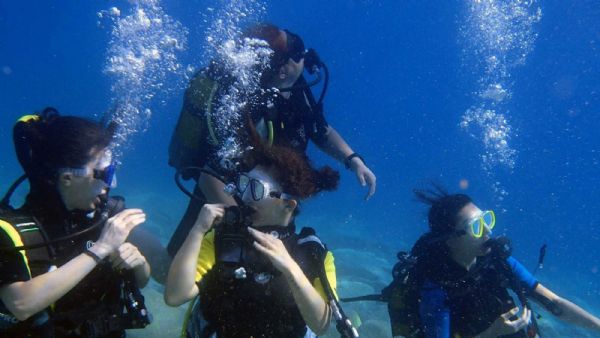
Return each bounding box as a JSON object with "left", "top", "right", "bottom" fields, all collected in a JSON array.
[
  {"left": 521, "top": 308, "right": 532, "bottom": 327},
  {"left": 119, "top": 255, "right": 143, "bottom": 269},
  {"left": 357, "top": 172, "right": 366, "bottom": 187},
  {"left": 110, "top": 209, "right": 144, "bottom": 225},
  {"left": 365, "top": 176, "right": 376, "bottom": 200},
  {"left": 252, "top": 240, "right": 273, "bottom": 257},
  {"left": 123, "top": 214, "right": 146, "bottom": 232},
  {"left": 248, "top": 228, "right": 268, "bottom": 245},
  {"left": 508, "top": 308, "right": 530, "bottom": 332},
  {"left": 501, "top": 307, "right": 520, "bottom": 320},
  {"left": 248, "top": 227, "right": 274, "bottom": 246},
  {"left": 369, "top": 173, "right": 376, "bottom": 192}
]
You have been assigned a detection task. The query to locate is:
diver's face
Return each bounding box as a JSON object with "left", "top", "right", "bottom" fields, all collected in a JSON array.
[
  {"left": 450, "top": 203, "right": 492, "bottom": 257},
  {"left": 279, "top": 57, "right": 304, "bottom": 87},
  {"left": 57, "top": 148, "right": 112, "bottom": 211},
  {"left": 241, "top": 165, "right": 298, "bottom": 227},
  {"left": 275, "top": 30, "right": 305, "bottom": 89}
]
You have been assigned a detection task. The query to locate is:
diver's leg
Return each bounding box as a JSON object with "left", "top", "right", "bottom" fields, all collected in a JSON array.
[{"left": 167, "top": 183, "right": 206, "bottom": 257}]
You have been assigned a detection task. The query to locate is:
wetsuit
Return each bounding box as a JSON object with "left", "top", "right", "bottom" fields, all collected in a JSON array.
[
  {"left": 185, "top": 227, "right": 336, "bottom": 338},
  {"left": 167, "top": 73, "right": 329, "bottom": 257},
  {"left": 0, "top": 193, "right": 134, "bottom": 338},
  {"left": 418, "top": 255, "right": 538, "bottom": 338}
]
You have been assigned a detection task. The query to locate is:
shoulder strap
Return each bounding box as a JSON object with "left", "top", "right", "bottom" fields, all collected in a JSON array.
[
  {"left": 294, "top": 227, "right": 326, "bottom": 280},
  {"left": 296, "top": 227, "right": 359, "bottom": 338}
]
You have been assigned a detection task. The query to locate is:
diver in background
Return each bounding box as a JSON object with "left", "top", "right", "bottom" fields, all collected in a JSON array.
[
  {"left": 165, "top": 140, "right": 344, "bottom": 337},
  {"left": 385, "top": 186, "right": 600, "bottom": 338},
  {"left": 0, "top": 108, "right": 151, "bottom": 337},
  {"left": 167, "top": 22, "right": 377, "bottom": 258}
]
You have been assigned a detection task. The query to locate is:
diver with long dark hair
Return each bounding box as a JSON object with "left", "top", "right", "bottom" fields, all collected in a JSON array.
[
  {"left": 0, "top": 108, "right": 151, "bottom": 337},
  {"left": 382, "top": 186, "right": 600, "bottom": 337}
]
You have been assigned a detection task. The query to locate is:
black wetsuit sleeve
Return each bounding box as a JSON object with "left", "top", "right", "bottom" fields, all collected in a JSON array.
[{"left": 0, "top": 226, "right": 30, "bottom": 286}]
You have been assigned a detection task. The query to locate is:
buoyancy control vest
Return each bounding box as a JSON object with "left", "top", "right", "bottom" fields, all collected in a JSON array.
[
  {"left": 168, "top": 65, "right": 328, "bottom": 181},
  {"left": 189, "top": 226, "right": 356, "bottom": 338},
  {"left": 0, "top": 197, "right": 150, "bottom": 338},
  {"left": 196, "top": 226, "right": 320, "bottom": 338}
]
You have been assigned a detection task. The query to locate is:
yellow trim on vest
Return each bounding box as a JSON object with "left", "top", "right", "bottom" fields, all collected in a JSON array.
[
  {"left": 17, "top": 114, "right": 40, "bottom": 124},
  {"left": 195, "top": 230, "right": 216, "bottom": 283},
  {"left": 313, "top": 251, "right": 337, "bottom": 301},
  {"left": 0, "top": 219, "right": 32, "bottom": 277}
]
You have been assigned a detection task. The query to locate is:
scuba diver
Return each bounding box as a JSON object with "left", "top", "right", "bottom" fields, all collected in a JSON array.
[
  {"left": 165, "top": 139, "right": 359, "bottom": 338},
  {"left": 0, "top": 108, "right": 152, "bottom": 337},
  {"left": 364, "top": 185, "right": 600, "bottom": 338},
  {"left": 167, "top": 22, "right": 377, "bottom": 258}
]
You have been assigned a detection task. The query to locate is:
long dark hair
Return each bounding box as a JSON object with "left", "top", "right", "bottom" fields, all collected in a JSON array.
[
  {"left": 411, "top": 184, "right": 473, "bottom": 266},
  {"left": 13, "top": 107, "right": 115, "bottom": 197},
  {"left": 414, "top": 183, "right": 473, "bottom": 235}
]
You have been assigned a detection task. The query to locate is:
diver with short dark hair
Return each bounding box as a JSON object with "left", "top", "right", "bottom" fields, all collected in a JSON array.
[
  {"left": 386, "top": 185, "right": 600, "bottom": 337},
  {"left": 0, "top": 108, "right": 151, "bottom": 337},
  {"left": 167, "top": 22, "right": 376, "bottom": 259},
  {"left": 164, "top": 140, "right": 356, "bottom": 337}
]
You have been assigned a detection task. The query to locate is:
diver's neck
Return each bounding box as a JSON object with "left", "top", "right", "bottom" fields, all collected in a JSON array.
[{"left": 451, "top": 249, "right": 478, "bottom": 271}]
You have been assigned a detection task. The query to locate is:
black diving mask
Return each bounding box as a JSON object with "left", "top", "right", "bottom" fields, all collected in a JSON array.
[{"left": 236, "top": 173, "right": 293, "bottom": 202}]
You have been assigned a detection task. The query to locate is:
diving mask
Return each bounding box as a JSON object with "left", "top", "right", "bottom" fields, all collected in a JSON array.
[
  {"left": 236, "top": 173, "right": 292, "bottom": 202},
  {"left": 465, "top": 210, "right": 495, "bottom": 238},
  {"left": 59, "top": 151, "right": 117, "bottom": 189}
]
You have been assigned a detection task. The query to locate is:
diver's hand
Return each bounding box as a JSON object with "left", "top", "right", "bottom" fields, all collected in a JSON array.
[
  {"left": 349, "top": 157, "right": 376, "bottom": 200},
  {"left": 249, "top": 227, "right": 296, "bottom": 274},
  {"left": 92, "top": 209, "right": 146, "bottom": 259},
  {"left": 192, "top": 204, "right": 225, "bottom": 234},
  {"left": 109, "top": 242, "right": 147, "bottom": 270},
  {"left": 481, "top": 307, "right": 532, "bottom": 338}
]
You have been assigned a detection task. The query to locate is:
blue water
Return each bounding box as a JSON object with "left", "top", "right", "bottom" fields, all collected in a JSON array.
[{"left": 1, "top": 1, "right": 599, "bottom": 337}]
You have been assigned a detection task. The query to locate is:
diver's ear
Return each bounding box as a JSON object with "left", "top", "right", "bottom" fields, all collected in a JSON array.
[{"left": 285, "top": 199, "right": 298, "bottom": 211}]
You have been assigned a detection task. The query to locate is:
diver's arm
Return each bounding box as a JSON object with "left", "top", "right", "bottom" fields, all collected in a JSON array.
[
  {"left": 132, "top": 255, "right": 151, "bottom": 287},
  {"left": 0, "top": 208, "right": 145, "bottom": 321},
  {"left": 532, "top": 283, "right": 600, "bottom": 331},
  {"left": 284, "top": 260, "right": 331, "bottom": 334},
  {"left": 165, "top": 204, "right": 224, "bottom": 306},
  {"left": 314, "top": 126, "right": 376, "bottom": 200},
  {"left": 0, "top": 252, "right": 107, "bottom": 321},
  {"left": 313, "top": 126, "right": 354, "bottom": 162},
  {"left": 198, "top": 165, "right": 237, "bottom": 204},
  {"left": 164, "top": 228, "right": 202, "bottom": 306},
  {"left": 249, "top": 228, "right": 331, "bottom": 334}
]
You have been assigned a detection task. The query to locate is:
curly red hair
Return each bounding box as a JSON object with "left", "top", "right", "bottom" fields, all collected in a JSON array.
[{"left": 241, "top": 118, "right": 339, "bottom": 199}]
